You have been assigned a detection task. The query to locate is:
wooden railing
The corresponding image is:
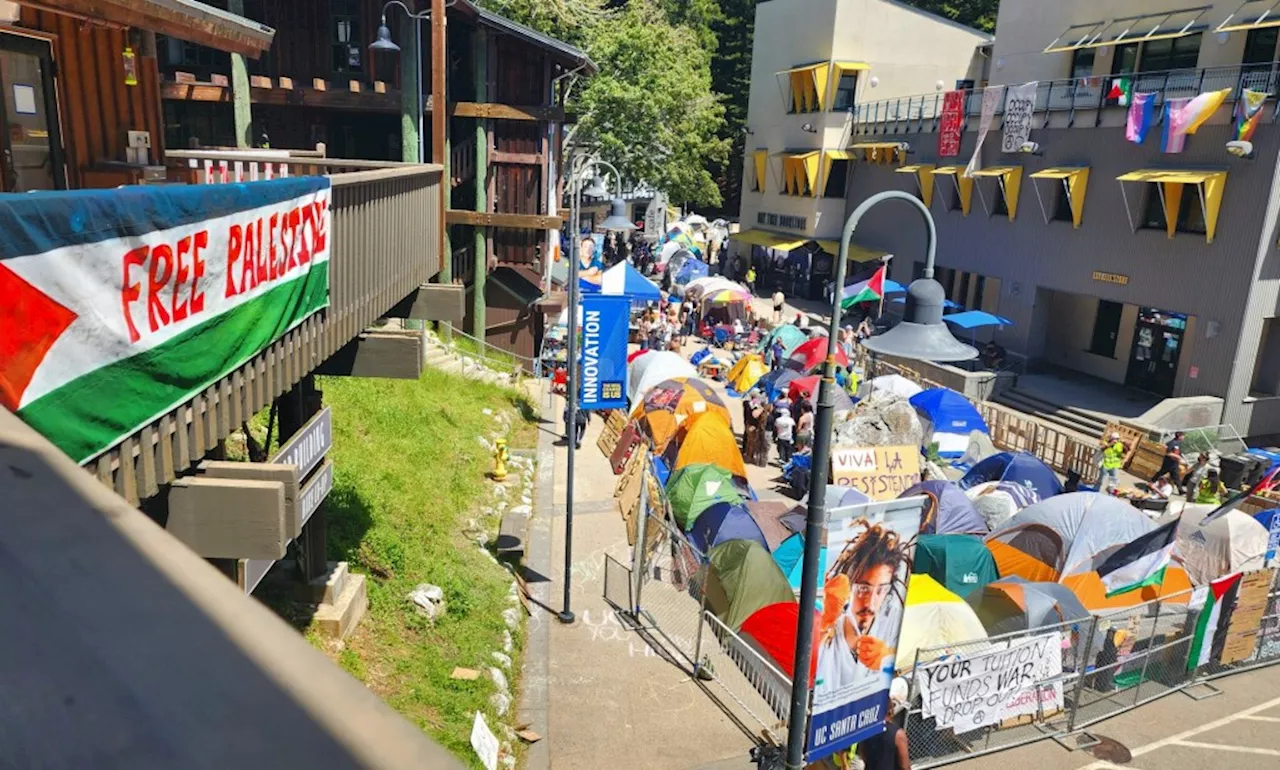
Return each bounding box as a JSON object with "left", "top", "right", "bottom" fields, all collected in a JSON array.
[
  {"left": 166, "top": 149, "right": 419, "bottom": 185},
  {"left": 91, "top": 161, "right": 444, "bottom": 503}
]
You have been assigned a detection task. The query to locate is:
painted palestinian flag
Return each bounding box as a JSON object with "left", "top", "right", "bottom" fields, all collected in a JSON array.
[
  {"left": 0, "top": 177, "right": 331, "bottom": 463},
  {"left": 1187, "top": 572, "right": 1243, "bottom": 671},
  {"left": 1097, "top": 518, "right": 1178, "bottom": 597},
  {"left": 841, "top": 266, "right": 885, "bottom": 308}
]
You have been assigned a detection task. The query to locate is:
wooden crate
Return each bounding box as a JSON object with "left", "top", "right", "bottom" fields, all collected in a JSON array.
[
  {"left": 595, "top": 409, "right": 628, "bottom": 458},
  {"left": 609, "top": 423, "right": 643, "bottom": 474},
  {"left": 1103, "top": 421, "right": 1146, "bottom": 467},
  {"left": 1127, "top": 439, "right": 1168, "bottom": 481}
]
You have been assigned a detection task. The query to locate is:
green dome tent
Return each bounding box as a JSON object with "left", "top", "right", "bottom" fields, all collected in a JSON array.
[
  {"left": 705, "top": 540, "right": 796, "bottom": 631},
  {"left": 666, "top": 464, "right": 745, "bottom": 531},
  {"left": 912, "top": 534, "right": 1000, "bottom": 599}
]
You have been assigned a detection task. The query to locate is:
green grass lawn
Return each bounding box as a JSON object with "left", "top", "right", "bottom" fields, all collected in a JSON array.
[{"left": 261, "top": 367, "right": 539, "bottom": 766}]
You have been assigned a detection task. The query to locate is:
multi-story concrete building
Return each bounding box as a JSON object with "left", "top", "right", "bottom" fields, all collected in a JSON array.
[
  {"left": 729, "top": 0, "right": 989, "bottom": 299},
  {"left": 844, "top": 0, "right": 1280, "bottom": 440}
]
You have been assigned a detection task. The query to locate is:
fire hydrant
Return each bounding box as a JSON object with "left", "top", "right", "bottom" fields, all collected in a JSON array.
[{"left": 492, "top": 438, "right": 509, "bottom": 482}]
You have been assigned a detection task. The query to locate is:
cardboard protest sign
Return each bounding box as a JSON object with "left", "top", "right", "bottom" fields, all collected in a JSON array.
[
  {"left": 918, "top": 631, "right": 1063, "bottom": 733},
  {"left": 830, "top": 445, "right": 922, "bottom": 501}
]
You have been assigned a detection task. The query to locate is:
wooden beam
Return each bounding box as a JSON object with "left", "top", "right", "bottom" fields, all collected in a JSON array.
[
  {"left": 22, "top": 0, "right": 274, "bottom": 58},
  {"left": 386, "top": 283, "right": 466, "bottom": 324},
  {"left": 314, "top": 331, "right": 424, "bottom": 380},
  {"left": 490, "top": 150, "right": 542, "bottom": 165},
  {"left": 161, "top": 82, "right": 400, "bottom": 112},
  {"left": 451, "top": 102, "right": 566, "bottom": 122},
  {"left": 445, "top": 209, "right": 563, "bottom": 229},
  {"left": 166, "top": 477, "right": 288, "bottom": 560}
]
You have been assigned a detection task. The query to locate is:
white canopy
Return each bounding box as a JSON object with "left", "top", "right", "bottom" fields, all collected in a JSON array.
[
  {"left": 869, "top": 374, "right": 924, "bottom": 399},
  {"left": 627, "top": 351, "right": 697, "bottom": 404}
]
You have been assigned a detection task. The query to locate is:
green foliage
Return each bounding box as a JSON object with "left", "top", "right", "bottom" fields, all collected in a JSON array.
[
  {"left": 482, "top": 0, "right": 729, "bottom": 207},
  {"left": 902, "top": 0, "right": 999, "bottom": 32},
  {"left": 709, "top": 0, "right": 756, "bottom": 215}
]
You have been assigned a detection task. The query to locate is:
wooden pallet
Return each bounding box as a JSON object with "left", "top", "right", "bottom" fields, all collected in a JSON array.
[
  {"left": 596, "top": 409, "right": 628, "bottom": 458},
  {"left": 1127, "top": 438, "right": 1168, "bottom": 481},
  {"left": 1104, "top": 421, "right": 1146, "bottom": 467}
]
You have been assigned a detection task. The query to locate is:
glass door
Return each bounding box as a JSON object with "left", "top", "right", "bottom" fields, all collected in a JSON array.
[
  {"left": 1125, "top": 307, "right": 1187, "bottom": 397},
  {"left": 0, "top": 32, "right": 65, "bottom": 192}
]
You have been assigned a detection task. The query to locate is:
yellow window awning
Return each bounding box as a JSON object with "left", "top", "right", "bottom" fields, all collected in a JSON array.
[
  {"left": 1116, "top": 168, "right": 1227, "bottom": 243},
  {"left": 731, "top": 229, "right": 814, "bottom": 251},
  {"left": 1044, "top": 7, "right": 1210, "bottom": 52},
  {"left": 773, "top": 151, "right": 821, "bottom": 196},
  {"left": 819, "top": 150, "right": 854, "bottom": 197},
  {"left": 970, "top": 166, "right": 1023, "bottom": 221},
  {"left": 896, "top": 163, "right": 936, "bottom": 209},
  {"left": 810, "top": 241, "right": 890, "bottom": 263},
  {"left": 850, "top": 142, "right": 907, "bottom": 164},
  {"left": 1029, "top": 167, "right": 1090, "bottom": 228},
  {"left": 751, "top": 149, "right": 768, "bottom": 193},
  {"left": 776, "top": 61, "right": 870, "bottom": 112},
  {"left": 931, "top": 166, "right": 974, "bottom": 216},
  {"left": 1217, "top": 0, "right": 1280, "bottom": 33}
]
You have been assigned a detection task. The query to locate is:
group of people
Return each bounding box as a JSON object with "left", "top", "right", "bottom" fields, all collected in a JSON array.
[
  {"left": 741, "top": 385, "right": 818, "bottom": 468},
  {"left": 1097, "top": 430, "right": 1228, "bottom": 504}
]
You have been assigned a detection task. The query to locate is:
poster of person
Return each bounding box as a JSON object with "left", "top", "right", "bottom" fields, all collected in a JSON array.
[
  {"left": 806, "top": 496, "right": 925, "bottom": 763},
  {"left": 578, "top": 234, "right": 605, "bottom": 286}
]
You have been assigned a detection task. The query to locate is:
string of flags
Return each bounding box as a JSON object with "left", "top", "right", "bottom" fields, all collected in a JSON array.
[{"left": 1124, "top": 87, "right": 1266, "bottom": 155}]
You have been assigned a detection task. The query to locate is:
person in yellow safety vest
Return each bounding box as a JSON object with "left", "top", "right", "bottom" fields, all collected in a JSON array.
[
  {"left": 1098, "top": 431, "right": 1126, "bottom": 493},
  {"left": 1195, "top": 469, "right": 1228, "bottom": 505}
]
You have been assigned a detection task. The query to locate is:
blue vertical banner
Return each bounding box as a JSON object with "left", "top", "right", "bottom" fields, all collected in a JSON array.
[{"left": 579, "top": 295, "right": 629, "bottom": 411}]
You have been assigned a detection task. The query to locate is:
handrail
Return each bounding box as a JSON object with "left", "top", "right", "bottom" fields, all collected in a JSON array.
[
  {"left": 166, "top": 149, "right": 432, "bottom": 172},
  {"left": 439, "top": 325, "right": 536, "bottom": 378},
  {"left": 853, "top": 61, "right": 1279, "bottom": 134}
]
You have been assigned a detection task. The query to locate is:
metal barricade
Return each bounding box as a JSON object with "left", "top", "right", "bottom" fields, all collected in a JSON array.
[
  {"left": 630, "top": 505, "right": 709, "bottom": 668},
  {"left": 701, "top": 611, "right": 793, "bottom": 743}
]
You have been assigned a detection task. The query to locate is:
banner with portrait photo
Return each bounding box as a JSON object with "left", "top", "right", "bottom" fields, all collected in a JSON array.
[{"left": 806, "top": 495, "right": 926, "bottom": 763}]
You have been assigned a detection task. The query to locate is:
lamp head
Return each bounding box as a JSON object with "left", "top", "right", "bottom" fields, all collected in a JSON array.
[
  {"left": 861, "top": 278, "right": 978, "bottom": 362},
  {"left": 582, "top": 175, "right": 608, "bottom": 198},
  {"left": 370, "top": 19, "right": 400, "bottom": 52},
  {"left": 600, "top": 198, "right": 637, "bottom": 231}
]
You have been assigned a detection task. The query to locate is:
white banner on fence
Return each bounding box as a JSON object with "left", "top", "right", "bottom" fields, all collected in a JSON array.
[
  {"left": 1001, "top": 82, "right": 1038, "bottom": 153},
  {"left": 964, "top": 86, "right": 1004, "bottom": 178},
  {"left": 918, "top": 631, "right": 1063, "bottom": 733}
]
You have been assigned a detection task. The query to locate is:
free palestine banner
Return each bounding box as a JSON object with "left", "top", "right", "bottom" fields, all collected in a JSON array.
[{"left": 0, "top": 177, "right": 332, "bottom": 463}]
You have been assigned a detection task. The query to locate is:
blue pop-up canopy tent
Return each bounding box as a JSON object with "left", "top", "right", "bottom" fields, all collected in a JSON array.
[
  {"left": 943, "top": 310, "right": 1014, "bottom": 329},
  {"left": 579, "top": 261, "right": 661, "bottom": 302},
  {"left": 674, "top": 256, "right": 710, "bottom": 285},
  {"left": 910, "top": 388, "right": 990, "bottom": 458}
]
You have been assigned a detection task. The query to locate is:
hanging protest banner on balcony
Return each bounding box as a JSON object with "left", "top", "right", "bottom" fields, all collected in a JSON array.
[
  {"left": 938, "top": 90, "right": 966, "bottom": 157},
  {"left": 965, "top": 86, "right": 1004, "bottom": 177},
  {"left": 917, "top": 631, "right": 1064, "bottom": 733},
  {"left": 0, "top": 177, "right": 331, "bottom": 463},
  {"left": 1001, "top": 82, "right": 1038, "bottom": 153}
]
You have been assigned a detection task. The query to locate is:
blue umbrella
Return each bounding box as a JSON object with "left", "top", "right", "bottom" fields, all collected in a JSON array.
[
  {"left": 943, "top": 310, "right": 1015, "bottom": 329},
  {"left": 892, "top": 296, "right": 962, "bottom": 309}
]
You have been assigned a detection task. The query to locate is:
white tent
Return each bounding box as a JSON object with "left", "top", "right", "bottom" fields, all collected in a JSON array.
[
  {"left": 627, "top": 351, "right": 697, "bottom": 404},
  {"left": 868, "top": 374, "right": 923, "bottom": 399},
  {"left": 1164, "top": 507, "right": 1270, "bottom": 585}
]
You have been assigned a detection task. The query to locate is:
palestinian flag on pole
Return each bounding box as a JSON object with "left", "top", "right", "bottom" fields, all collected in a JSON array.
[
  {"left": 841, "top": 266, "right": 885, "bottom": 309},
  {"left": 1097, "top": 517, "right": 1179, "bottom": 597},
  {"left": 0, "top": 177, "right": 331, "bottom": 463},
  {"left": 1187, "top": 572, "right": 1243, "bottom": 671}
]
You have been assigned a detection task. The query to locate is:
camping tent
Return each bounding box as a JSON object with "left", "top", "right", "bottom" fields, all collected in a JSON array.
[
  {"left": 671, "top": 411, "right": 748, "bottom": 479},
  {"left": 787, "top": 375, "right": 821, "bottom": 404},
  {"left": 967, "top": 481, "right": 1042, "bottom": 531},
  {"left": 960, "top": 452, "right": 1063, "bottom": 500},
  {"left": 630, "top": 377, "right": 730, "bottom": 453},
  {"left": 740, "top": 602, "right": 817, "bottom": 682},
  {"left": 727, "top": 354, "right": 769, "bottom": 394},
  {"left": 666, "top": 464, "right": 745, "bottom": 530},
  {"left": 758, "top": 324, "right": 810, "bottom": 358},
  {"left": 985, "top": 493, "right": 1155, "bottom": 583},
  {"left": 912, "top": 534, "right": 1000, "bottom": 598},
  {"left": 901, "top": 480, "right": 988, "bottom": 535},
  {"left": 584, "top": 260, "right": 661, "bottom": 301},
  {"left": 965, "top": 577, "right": 1092, "bottom": 636},
  {"left": 896, "top": 575, "right": 990, "bottom": 671},
  {"left": 760, "top": 369, "right": 803, "bottom": 402},
  {"left": 1165, "top": 507, "right": 1270, "bottom": 585},
  {"left": 788, "top": 337, "right": 850, "bottom": 373},
  {"left": 909, "top": 388, "right": 990, "bottom": 459},
  {"left": 629, "top": 351, "right": 698, "bottom": 403},
  {"left": 674, "top": 256, "right": 710, "bottom": 285},
  {"left": 705, "top": 540, "right": 796, "bottom": 630},
  {"left": 744, "top": 500, "right": 795, "bottom": 551},
  {"left": 689, "top": 502, "right": 770, "bottom": 555},
  {"left": 868, "top": 374, "right": 923, "bottom": 399}
]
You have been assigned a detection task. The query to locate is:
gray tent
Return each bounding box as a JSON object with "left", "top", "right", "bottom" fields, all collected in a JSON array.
[
  {"left": 986, "top": 492, "right": 1155, "bottom": 578},
  {"left": 966, "top": 577, "right": 1092, "bottom": 636}
]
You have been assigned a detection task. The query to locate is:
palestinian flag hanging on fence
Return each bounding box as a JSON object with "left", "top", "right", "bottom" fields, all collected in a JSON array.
[
  {"left": 841, "top": 266, "right": 885, "bottom": 309},
  {"left": 0, "top": 177, "right": 332, "bottom": 463},
  {"left": 1107, "top": 77, "right": 1133, "bottom": 106},
  {"left": 1097, "top": 517, "right": 1178, "bottom": 597},
  {"left": 1187, "top": 572, "right": 1243, "bottom": 671}
]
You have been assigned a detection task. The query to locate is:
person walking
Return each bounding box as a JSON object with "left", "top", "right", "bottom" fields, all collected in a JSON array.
[
  {"left": 856, "top": 678, "right": 911, "bottom": 770},
  {"left": 1151, "top": 431, "right": 1186, "bottom": 489},
  {"left": 774, "top": 407, "right": 795, "bottom": 464},
  {"left": 772, "top": 288, "right": 786, "bottom": 324},
  {"left": 1098, "top": 431, "right": 1126, "bottom": 493},
  {"left": 796, "top": 401, "right": 815, "bottom": 453}
]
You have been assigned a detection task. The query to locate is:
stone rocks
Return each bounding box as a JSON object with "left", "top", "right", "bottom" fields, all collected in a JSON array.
[
  {"left": 407, "top": 583, "right": 446, "bottom": 622},
  {"left": 492, "top": 651, "right": 512, "bottom": 669},
  {"left": 489, "top": 691, "right": 511, "bottom": 716},
  {"left": 489, "top": 666, "right": 509, "bottom": 693},
  {"left": 502, "top": 606, "right": 521, "bottom": 630}
]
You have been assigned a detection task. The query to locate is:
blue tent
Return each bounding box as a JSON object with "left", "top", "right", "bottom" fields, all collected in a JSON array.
[
  {"left": 901, "top": 480, "right": 988, "bottom": 535},
  {"left": 910, "top": 388, "right": 990, "bottom": 458},
  {"left": 760, "top": 369, "right": 802, "bottom": 401},
  {"left": 596, "top": 260, "right": 661, "bottom": 301},
  {"left": 959, "top": 451, "right": 1063, "bottom": 499},
  {"left": 690, "top": 346, "right": 714, "bottom": 366},
  {"left": 690, "top": 502, "right": 770, "bottom": 556},
  {"left": 943, "top": 310, "right": 1014, "bottom": 330},
  {"left": 674, "top": 257, "right": 710, "bottom": 284}
]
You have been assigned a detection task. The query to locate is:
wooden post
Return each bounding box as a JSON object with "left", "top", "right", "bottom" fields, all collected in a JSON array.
[
  {"left": 472, "top": 28, "right": 488, "bottom": 337},
  {"left": 432, "top": 0, "right": 449, "bottom": 281},
  {"left": 228, "top": 0, "right": 253, "bottom": 148},
  {"left": 399, "top": 14, "right": 420, "bottom": 163},
  {"left": 275, "top": 376, "right": 326, "bottom": 581}
]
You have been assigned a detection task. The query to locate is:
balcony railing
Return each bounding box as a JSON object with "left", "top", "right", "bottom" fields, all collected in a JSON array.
[
  {"left": 853, "top": 62, "right": 1280, "bottom": 136},
  {"left": 86, "top": 153, "right": 444, "bottom": 503}
]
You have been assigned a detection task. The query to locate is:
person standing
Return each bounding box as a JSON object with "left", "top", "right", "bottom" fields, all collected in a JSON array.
[
  {"left": 796, "top": 401, "right": 815, "bottom": 453},
  {"left": 772, "top": 288, "right": 786, "bottom": 324},
  {"left": 1098, "top": 432, "right": 1126, "bottom": 493},
  {"left": 1195, "top": 468, "right": 1228, "bottom": 505},
  {"left": 774, "top": 407, "right": 795, "bottom": 464},
  {"left": 1151, "top": 431, "right": 1185, "bottom": 489},
  {"left": 771, "top": 338, "right": 786, "bottom": 372},
  {"left": 745, "top": 264, "right": 757, "bottom": 294},
  {"left": 856, "top": 677, "right": 911, "bottom": 770},
  {"left": 1183, "top": 452, "right": 1212, "bottom": 500}
]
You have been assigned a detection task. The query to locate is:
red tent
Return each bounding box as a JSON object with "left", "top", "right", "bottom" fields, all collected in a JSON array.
[
  {"left": 627, "top": 349, "right": 651, "bottom": 364},
  {"left": 740, "top": 602, "right": 820, "bottom": 685},
  {"left": 787, "top": 338, "right": 849, "bottom": 373},
  {"left": 787, "top": 375, "right": 821, "bottom": 404}
]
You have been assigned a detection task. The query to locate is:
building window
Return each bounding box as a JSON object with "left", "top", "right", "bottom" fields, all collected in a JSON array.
[
  {"left": 992, "top": 185, "right": 1009, "bottom": 217},
  {"left": 1112, "top": 42, "right": 1140, "bottom": 75},
  {"left": 832, "top": 72, "right": 858, "bottom": 112},
  {"left": 1243, "top": 27, "right": 1279, "bottom": 65},
  {"left": 1090, "top": 300, "right": 1123, "bottom": 358},
  {"left": 823, "top": 159, "right": 850, "bottom": 198},
  {"left": 757, "top": 211, "right": 768, "bottom": 225},
  {"left": 1052, "top": 186, "right": 1074, "bottom": 223},
  {"left": 1142, "top": 184, "right": 1207, "bottom": 235},
  {"left": 1138, "top": 33, "right": 1203, "bottom": 72},
  {"left": 1070, "top": 48, "right": 1096, "bottom": 80},
  {"left": 1251, "top": 318, "right": 1280, "bottom": 396},
  {"left": 331, "top": 0, "right": 362, "bottom": 74}
]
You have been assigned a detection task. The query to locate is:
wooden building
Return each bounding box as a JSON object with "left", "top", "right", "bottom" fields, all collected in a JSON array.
[
  {"left": 0, "top": 0, "right": 272, "bottom": 190},
  {"left": 156, "top": 0, "right": 594, "bottom": 364}
]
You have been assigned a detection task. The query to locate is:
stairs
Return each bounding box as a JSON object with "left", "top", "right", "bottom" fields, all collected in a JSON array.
[
  {"left": 422, "top": 331, "right": 520, "bottom": 387},
  {"left": 993, "top": 387, "right": 1110, "bottom": 441}
]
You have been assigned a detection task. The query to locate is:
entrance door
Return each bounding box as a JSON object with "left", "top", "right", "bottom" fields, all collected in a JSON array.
[
  {"left": 1125, "top": 307, "right": 1187, "bottom": 396},
  {"left": 0, "top": 32, "right": 64, "bottom": 191}
]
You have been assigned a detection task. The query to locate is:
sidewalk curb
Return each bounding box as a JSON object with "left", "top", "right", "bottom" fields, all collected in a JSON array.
[{"left": 515, "top": 398, "right": 557, "bottom": 770}]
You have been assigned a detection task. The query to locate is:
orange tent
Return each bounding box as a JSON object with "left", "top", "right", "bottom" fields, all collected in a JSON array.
[
  {"left": 672, "top": 411, "right": 747, "bottom": 479},
  {"left": 629, "top": 377, "right": 730, "bottom": 453},
  {"left": 986, "top": 539, "right": 1058, "bottom": 583},
  {"left": 1061, "top": 566, "right": 1193, "bottom": 611}
]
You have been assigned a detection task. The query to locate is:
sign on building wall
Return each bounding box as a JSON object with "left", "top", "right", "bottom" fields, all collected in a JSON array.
[
  {"left": 965, "top": 86, "right": 1004, "bottom": 177},
  {"left": 1001, "top": 82, "right": 1039, "bottom": 153},
  {"left": 0, "top": 178, "right": 332, "bottom": 463},
  {"left": 1092, "top": 271, "right": 1130, "bottom": 285}
]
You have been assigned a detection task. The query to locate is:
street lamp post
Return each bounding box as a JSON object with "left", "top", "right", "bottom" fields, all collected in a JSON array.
[
  {"left": 560, "top": 154, "right": 632, "bottom": 625},
  {"left": 783, "top": 191, "right": 974, "bottom": 770},
  {"left": 370, "top": 1, "right": 430, "bottom": 163}
]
